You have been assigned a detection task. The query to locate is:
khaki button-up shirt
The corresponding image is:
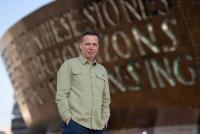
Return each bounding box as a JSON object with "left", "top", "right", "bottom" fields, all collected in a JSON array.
[{"left": 56, "top": 55, "right": 110, "bottom": 130}]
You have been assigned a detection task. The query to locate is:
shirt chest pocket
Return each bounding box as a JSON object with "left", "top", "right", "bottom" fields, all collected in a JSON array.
[
  {"left": 72, "top": 68, "right": 88, "bottom": 76},
  {"left": 95, "top": 73, "right": 106, "bottom": 90},
  {"left": 72, "top": 68, "right": 81, "bottom": 76},
  {"left": 71, "top": 68, "right": 89, "bottom": 85}
]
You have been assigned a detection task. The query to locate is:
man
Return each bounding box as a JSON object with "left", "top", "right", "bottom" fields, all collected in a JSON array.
[{"left": 56, "top": 29, "right": 111, "bottom": 134}]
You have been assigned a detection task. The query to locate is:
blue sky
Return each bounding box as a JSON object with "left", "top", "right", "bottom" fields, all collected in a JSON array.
[{"left": 0, "top": 0, "right": 53, "bottom": 132}]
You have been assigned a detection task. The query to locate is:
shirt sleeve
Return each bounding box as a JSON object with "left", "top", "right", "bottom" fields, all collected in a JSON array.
[
  {"left": 55, "top": 61, "right": 72, "bottom": 121},
  {"left": 102, "top": 70, "right": 111, "bottom": 127}
]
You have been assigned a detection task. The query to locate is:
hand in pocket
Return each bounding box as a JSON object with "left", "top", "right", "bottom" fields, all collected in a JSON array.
[{"left": 66, "top": 118, "right": 71, "bottom": 126}]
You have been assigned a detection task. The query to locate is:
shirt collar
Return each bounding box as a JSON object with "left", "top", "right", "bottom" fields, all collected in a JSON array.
[{"left": 79, "top": 55, "right": 97, "bottom": 65}]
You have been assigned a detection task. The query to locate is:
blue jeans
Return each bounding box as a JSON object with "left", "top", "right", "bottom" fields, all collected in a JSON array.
[{"left": 61, "top": 119, "right": 104, "bottom": 134}]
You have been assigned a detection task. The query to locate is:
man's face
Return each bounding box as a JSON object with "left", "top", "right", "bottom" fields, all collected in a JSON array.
[{"left": 80, "top": 35, "right": 99, "bottom": 62}]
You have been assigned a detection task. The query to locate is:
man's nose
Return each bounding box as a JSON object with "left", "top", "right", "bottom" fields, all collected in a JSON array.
[{"left": 89, "top": 44, "right": 93, "bottom": 49}]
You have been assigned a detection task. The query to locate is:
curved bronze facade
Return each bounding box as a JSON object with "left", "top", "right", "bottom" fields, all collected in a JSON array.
[{"left": 1, "top": 0, "right": 200, "bottom": 133}]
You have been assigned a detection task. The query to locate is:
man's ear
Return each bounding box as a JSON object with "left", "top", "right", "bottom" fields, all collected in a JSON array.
[{"left": 80, "top": 44, "right": 82, "bottom": 52}]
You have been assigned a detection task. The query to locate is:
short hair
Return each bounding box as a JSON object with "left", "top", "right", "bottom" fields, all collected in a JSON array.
[{"left": 80, "top": 28, "right": 100, "bottom": 41}]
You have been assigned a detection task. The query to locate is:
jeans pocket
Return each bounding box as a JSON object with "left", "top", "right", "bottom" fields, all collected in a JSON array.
[
  {"left": 61, "top": 121, "right": 69, "bottom": 134},
  {"left": 67, "top": 119, "right": 72, "bottom": 126},
  {"left": 61, "top": 120, "right": 71, "bottom": 128}
]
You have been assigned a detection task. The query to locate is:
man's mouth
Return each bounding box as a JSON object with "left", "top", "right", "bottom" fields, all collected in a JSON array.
[{"left": 88, "top": 52, "right": 94, "bottom": 54}]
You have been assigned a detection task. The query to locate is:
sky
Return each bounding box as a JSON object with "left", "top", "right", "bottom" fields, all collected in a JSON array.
[{"left": 0, "top": 0, "right": 53, "bottom": 132}]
